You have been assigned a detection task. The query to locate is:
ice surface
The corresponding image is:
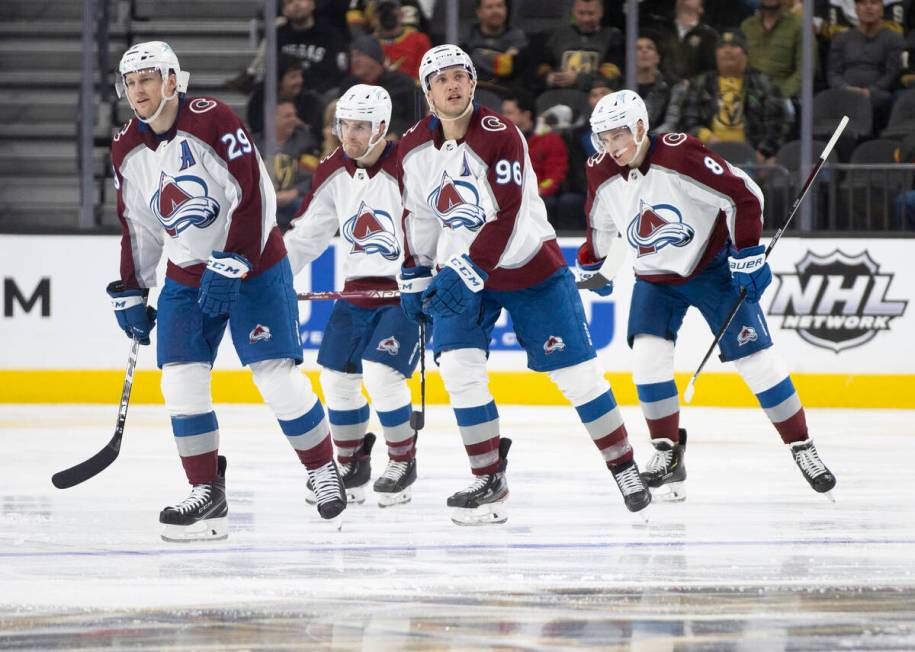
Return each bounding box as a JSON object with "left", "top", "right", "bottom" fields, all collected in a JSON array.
[{"left": 1, "top": 404, "right": 914, "bottom": 650}]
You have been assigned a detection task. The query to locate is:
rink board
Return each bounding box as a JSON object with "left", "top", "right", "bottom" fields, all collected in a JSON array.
[{"left": 1, "top": 234, "right": 912, "bottom": 407}]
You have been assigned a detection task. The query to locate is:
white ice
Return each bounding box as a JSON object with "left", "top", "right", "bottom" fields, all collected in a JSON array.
[{"left": 2, "top": 404, "right": 914, "bottom": 650}]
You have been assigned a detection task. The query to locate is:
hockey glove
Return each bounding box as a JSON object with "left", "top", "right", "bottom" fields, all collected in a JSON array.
[
  {"left": 398, "top": 266, "right": 433, "bottom": 324},
  {"left": 578, "top": 261, "right": 614, "bottom": 296},
  {"left": 422, "top": 254, "right": 488, "bottom": 319},
  {"left": 107, "top": 281, "right": 156, "bottom": 345},
  {"left": 729, "top": 245, "right": 771, "bottom": 303},
  {"left": 198, "top": 251, "right": 251, "bottom": 317}
]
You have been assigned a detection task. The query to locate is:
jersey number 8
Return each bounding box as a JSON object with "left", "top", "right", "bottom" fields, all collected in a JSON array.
[
  {"left": 704, "top": 155, "right": 724, "bottom": 176},
  {"left": 221, "top": 129, "right": 253, "bottom": 161},
  {"left": 495, "top": 159, "right": 522, "bottom": 186}
]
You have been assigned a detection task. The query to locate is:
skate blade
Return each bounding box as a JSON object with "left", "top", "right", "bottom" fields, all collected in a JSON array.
[
  {"left": 160, "top": 517, "right": 228, "bottom": 543},
  {"left": 376, "top": 487, "right": 412, "bottom": 508},
  {"left": 305, "top": 490, "right": 316, "bottom": 506},
  {"left": 822, "top": 489, "right": 836, "bottom": 503},
  {"left": 346, "top": 485, "right": 367, "bottom": 505},
  {"left": 450, "top": 503, "right": 508, "bottom": 526},
  {"left": 649, "top": 481, "right": 686, "bottom": 503}
]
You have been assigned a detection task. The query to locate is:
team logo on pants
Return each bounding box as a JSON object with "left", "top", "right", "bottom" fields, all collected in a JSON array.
[
  {"left": 543, "top": 335, "right": 566, "bottom": 355},
  {"left": 427, "top": 171, "right": 486, "bottom": 231},
  {"left": 737, "top": 325, "right": 758, "bottom": 346},
  {"left": 627, "top": 199, "right": 694, "bottom": 257},
  {"left": 377, "top": 336, "right": 400, "bottom": 356},
  {"left": 249, "top": 324, "right": 272, "bottom": 343}
]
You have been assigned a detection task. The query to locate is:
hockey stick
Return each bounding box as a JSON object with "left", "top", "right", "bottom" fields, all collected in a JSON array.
[
  {"left": 409, "top": 317, "right": 426, "bottom": 431},
  {"left": 682, "top": 115, "right": 849, "bottom": 404},
  {"left": 51, "top": 335, "right": 141, "bottom": 488},
  {"left": 575, "top": 236, "right": 629, "bottom": 290}
]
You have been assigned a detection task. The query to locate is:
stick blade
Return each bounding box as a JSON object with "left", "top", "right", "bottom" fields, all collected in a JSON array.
[
  {"left": 409, "top": 410, "right": 424, "bottom": 431},
  {"left": 51, "top": 444, "right": 119, "bottom": 489},
  {"left": 576, "top": 272, "right": 610, "bottom": 290},
  {"left": 682, "top": 379, "right": 696, "bottom": 404}
]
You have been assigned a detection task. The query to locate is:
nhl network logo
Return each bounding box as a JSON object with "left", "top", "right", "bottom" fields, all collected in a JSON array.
[{"left": 767, "top": 250, "right": 907, "bottom": 353}]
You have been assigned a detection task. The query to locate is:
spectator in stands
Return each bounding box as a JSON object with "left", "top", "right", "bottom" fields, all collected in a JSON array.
[
  {"left": 461, "top": 0, "right": 529, "bottom": 95},
  {"left": 255, "top": 100, "right": 321, "bottom": 231},
  {"left": 228, "top": 0, "right": 349, "bottom": 95},
  {"left": 321, "top": 99, "right": 341, "bottom": 157},
  {"left": 373, "top": 0, "right": 432, "bottom": 79},
  {"left": 557, "top": 78, "right": 615, "bottom": 231},
  {"left": 538, "top": 0, "right": 624, "bottom": 92},
  {"left": 347, "top": 0, "right": 430, "bottom": 40},
  {"left": 656, "top": 0, "right": 719, "bottom": 83},
  {"left": 339, "top": 35, "right": 421, "bottom": 137},
  {"left": 635, "top": 33, "right": 675, "bottom": 131},
  {"left": 681, "top": 29, "right": 787, "bottom": 164},
  {"left": 818, "top": 0, "right": 906, "bottom": 39},
  {"left": 827, "top": 0, "right": 904, "bottom": 131},
  {"left": 247, "top": 54, "right": 324, "bottom": 141},
  {"left": 741, "top": 0, "right": 807, "bottom": 101},
  {"left": 501, "top": 91, "right": 569, "bottom": 217},
  {"left": 703, "top": 0, "right": 758, "bottom": 31}
]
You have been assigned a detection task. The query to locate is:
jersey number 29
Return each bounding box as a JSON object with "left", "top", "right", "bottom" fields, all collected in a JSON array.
[{"left": 221, "top": 129, "right": 253, "bottom": 161}]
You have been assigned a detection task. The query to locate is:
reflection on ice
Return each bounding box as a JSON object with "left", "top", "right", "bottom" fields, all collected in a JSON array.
[{"left": 1, "top": 404, "right": 914, "bottom": 650}]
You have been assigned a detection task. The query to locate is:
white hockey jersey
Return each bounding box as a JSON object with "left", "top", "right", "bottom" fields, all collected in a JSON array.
[
  {"left": 397, "top": 105, "right": 566, "bottom": 291},
  {"left": 583, "top": 132, "right": 764, "bottom": 284},
  {"left": 111, "top": 96, "right": 284, "bottom": 289},
  {"left": 285, "top": 141, "right": 402, "bottom": 307}
]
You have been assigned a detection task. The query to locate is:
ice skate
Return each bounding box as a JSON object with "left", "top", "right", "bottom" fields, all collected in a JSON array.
[
  {"left": 306, "top": 459, "right": 347, "bottom": 525},
  {"left": 611, "top": 458, "right": 652, "bottom": 519},
  {"left": 789, "top": 438, "right": 836, "bottom": 501},
  {"left": 159, "top": 455, "right": 229, "bottom": 542},
  {"left": 448, "top": 438, "right": 511, "bottom": 526},
  {"left": 641, "top": 428, "right": 687, "bottom": 502},
  {"left": 374, "top": 457, "right": 417, "bottom": 507},
  {"left": 306, "top": 433, "right": 375, "bottom": 505}
]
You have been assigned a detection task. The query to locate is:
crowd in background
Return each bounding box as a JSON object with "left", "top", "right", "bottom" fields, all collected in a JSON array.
[{"left": 228, "top": 0, "right": 915, "bottom": 231}]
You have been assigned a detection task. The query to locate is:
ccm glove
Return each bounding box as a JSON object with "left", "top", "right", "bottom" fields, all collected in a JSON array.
[
  {"left": 198, "top": 251, "right": 251, "bottom": 317},
  {"left": 398, "top": 266, "right": 433, "bottom": 324},
  {"left": 728, "top": 244, "right": 771, "bottom": 303},
  {"left": 422, "top": 254, "right": 488, "bottom": 319},
  {"left": 107, "top": 281, "right": 156, "bottom": 345}
]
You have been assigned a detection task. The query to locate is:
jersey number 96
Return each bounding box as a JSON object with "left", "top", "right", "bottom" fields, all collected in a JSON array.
[
  {"left": 221, "top": 129, "right": 253, "bottom": 161},
  {"left": 494, "top": 159, "right": 522, "bottom": 186}
]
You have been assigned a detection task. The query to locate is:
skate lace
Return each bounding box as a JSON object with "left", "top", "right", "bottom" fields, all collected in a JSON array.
[
  {"left": 173, "top": 484, "right": 211, "bottom": 514},
  {"left": 381, "top": 460, "right": 409, "bottom": 481},
  {"left": 458, "top": 474, "right": 491, "bottom": 495},
  {"left": 309, "top": 462, "right": 342, "bottom": 505},
  {"left": 339, "top": 461, "right": 354, "bottom": 478},
  {"left": 795, "top": 444, "right": 826, "bottom": 478},
  {"left": 615, "top": 465, "right": 645, "bottom": 497},
  {"left": 646, "top": 448, "right": 673, "bottom": 473}
]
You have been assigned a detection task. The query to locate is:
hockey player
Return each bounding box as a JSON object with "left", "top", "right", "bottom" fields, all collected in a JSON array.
[
  {"left": 582, "top": 89, "right": 837, "bottom": 501},
  {"left": 108, "top": 41, "right": 346, "bottom": 541},
  {"left": 397, "top": 44, "right": 651, "bottom": 526},
  {"left": 285, "top": 85, "right": 422, "bottom": 508}
]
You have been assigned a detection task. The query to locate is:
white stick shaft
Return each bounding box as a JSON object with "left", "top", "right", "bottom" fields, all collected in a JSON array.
[{"left": 821, "top": 115, "right": 848, "bottom": 161}]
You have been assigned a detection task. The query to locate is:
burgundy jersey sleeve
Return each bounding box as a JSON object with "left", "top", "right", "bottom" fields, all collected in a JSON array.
[
  {"left": 467, "top": 125, "right": 527, "bottom": 274},
  {"left": 582, "top": 152, "right": 620, "bottom": 263}
]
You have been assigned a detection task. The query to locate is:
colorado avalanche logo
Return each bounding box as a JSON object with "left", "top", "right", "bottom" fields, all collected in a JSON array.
[
  {"left": 737, "top": 325, "right": 758, "bottom": 346},
  {"left": 543, "top": 335, "right": 566, "bottom": 355},
  {"left": 341, "top": 201, "right": 400, "bottom": 260},
  {"left": 427, "top": 170, "right": 487, "bottom": 231},
  {"left": 150, "top": 171, "right": 220, "bottom": 237},
  {"left": 377, "top": 336, "right": 400, "bottom": 356},
  {"left": 249, "top": 324, "right": 272, "bottom": 343},
  {"left": 627, "top": 199, "right": 695, "bottom": 257}
]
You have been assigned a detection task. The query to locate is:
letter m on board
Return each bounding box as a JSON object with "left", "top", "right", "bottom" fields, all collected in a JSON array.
[{"left": 4, "top": 278, "right": 50, "bottom": 317}]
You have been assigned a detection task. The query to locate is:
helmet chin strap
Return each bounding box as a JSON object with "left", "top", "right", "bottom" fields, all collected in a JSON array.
[
  {"left": 130, "top": 82, "right": 178, "bottom": 125},
  {"left": 613, "top": 125, "right": 647, "bottom": 167},
  {"left": 426, "top": 83, "right": 475, "bottom": 122},
  {"left": 351, "top": 133, "right": 386, "bottom": 164}
]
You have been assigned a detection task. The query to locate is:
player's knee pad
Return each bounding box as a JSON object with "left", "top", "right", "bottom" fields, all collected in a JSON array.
[
  {"left": 160, "top": 362, "right": 212, "bottom": 416},
  {"left": 362, "top": 360, "right": 410, "bottom": 412},
  {"left": 250, "top": 358, "right": 318, "bottom": 420},
  {"left": 631, "top": 335, "right": 676, "bottom": 385},
  {"left": 439, "top": 348, "right": 491, "bottom": 408},
  {"left": 548, "top": 358, "right": 609, "bottom": 407},
  {"left": 319, "top": 367, "right": 365, "bottom": 411},
  {"left": 732, "top": 347, "right": 789, "bottom": 394}
]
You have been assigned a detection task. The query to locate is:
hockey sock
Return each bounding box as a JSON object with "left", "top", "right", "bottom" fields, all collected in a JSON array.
[
  {"left": 734, "top": 349, "right": 808, "bottom": 444},
  {"left": 328, "top": 405, "right": 370, "bottom": 464},
  {"left": 440, "top": 349, "right": 500, "bottom": 475},
  {"left": 279, "top": 399, "right": 334, "bottom": 470},
  {"left": 636, "top": 381, "right": 681, "bottom": 442},
  {"left": 549, "top": 359, "right": 633, "bottom": 468},
  {"left": 376, "top": 405, "right": 416, "bottom": 461},
  {"left": 171, "top": 412, "right": 220, "bottom": 485}
]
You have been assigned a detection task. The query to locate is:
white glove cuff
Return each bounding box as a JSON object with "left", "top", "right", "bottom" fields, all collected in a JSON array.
[
  {"left": 110, "top": 295, "right": 144, "bottom": 310},
  {"left": 729, "top": 252, "right": 766, "bottom": 274},
  {"left": 397, "top": 274, "right": 432, "bottom": 293},
  {"left": 206, "top": 255, "right": 250, "bottom": 278}
]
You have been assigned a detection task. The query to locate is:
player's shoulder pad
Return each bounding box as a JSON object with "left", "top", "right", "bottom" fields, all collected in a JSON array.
[
  {"left": 111, "top": 117, "right": 143, "bottom": 166},
  {"left": 177, "top": 96, "right": 245, "bottom": 143},
  {"left": 311, "top": 146, "right": 347, "bottom": 189},
  {"left": 585, "top": 150, "right": 620, "bottom": 187},
  {"left": 650, "top": 132, "right": 707, "bottom": 171},
  {"left": 397, "top": 114, "right": 436, "bottom": 157},
  {"left": 468, "top": 105, "right": 524, "bottom": 153}
]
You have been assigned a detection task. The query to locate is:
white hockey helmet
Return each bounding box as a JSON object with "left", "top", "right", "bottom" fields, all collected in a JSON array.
[
  {"left": 590, "top": 89, "right": 649, "bottom": 151},
  {"left": 115, "top": 41, "right": 189, "bottom": 98},
  {"left": 418, "top": 44, "right": 476, "bottom": 93},
  {"left": 334, "top": 84, "right": 392, "bottom": 141}
]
